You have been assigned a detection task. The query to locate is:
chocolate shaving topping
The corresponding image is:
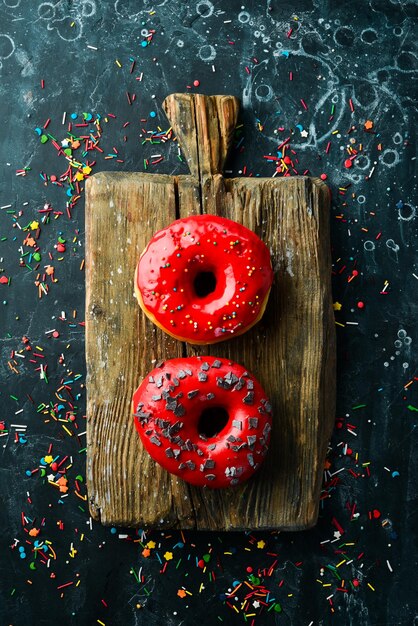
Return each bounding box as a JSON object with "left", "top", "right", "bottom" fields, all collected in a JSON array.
[
  {"left": 234, "top": 378, "right": 245, "bottom": 391},
  {"left": 165, "top": 398, "right": 177, "bottom": 412},
  {"left": 205, "top": 474, "right": 216, "bottom": 480},
  {"left": 150, "top": 435, "right": 162, "bottom": 446},
  {"left": 263, "top": 422, "right": 272, "bottom": 436},
  {"left": 174, "top": 403, "right": 185, "bottom": 417},
  {"left": 211, "top": 360, "right": 222, "bottom": 368},
  {"left": 248, "top": 417, "right": 259, "bottom": 429},
  {"left": 165, "top": 447, "right": 174, "bottom": 458},
  {"left": 243, "top": 391, "right": 254, "bottom": 405},
  {"left": 232, "top": 420, "right": 242, "bottom": 430},
  {"left": 187, "top": 389, "right": 199, "bottom": 399},
  {"left": 198, "top": 372, "right": 208, "bottom": 382},
  {"left": 201, "top": 362, "right": 210, "bottom": 371}
]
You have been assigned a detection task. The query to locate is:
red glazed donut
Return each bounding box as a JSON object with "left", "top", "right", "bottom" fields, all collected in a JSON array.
[
  {"left": 134, "top": 215, "right": 273, "bottom": 344},
  {"left": 132, "top": 356, "right": 272, "bottom": 488}
]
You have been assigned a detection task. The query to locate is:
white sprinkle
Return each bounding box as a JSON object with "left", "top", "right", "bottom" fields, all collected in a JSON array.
[
  {"left": 330, "top": 467, "right": 345, "bottom": 476},
  {"left": 346, "top": 321, "right": 359, "bottom": 325},
  {"left": 118, "top": 534, "right": 128, "bottom": 539},
  {"left": 10, "top": 424, "right": 27, "bottom": 428},
  {"left": 347, "top": 428, "right": 357, "bottom": 436},
  {"left": 413, "top": 273, "right": 418, "bottom": 280},
  {"left": 384, "top": 466, "right": 391, "bottom": 472},
  {"left": 212, "top": 64, "right": 216, "bottom": 72},
  {"left": 320, "top": 539, "right": 330, "bottom": 544},
  {"left": 62, "top": 111, "right": 66, "bottom": 125},
  {"left": 386, "top": 560, "right": 393, "bottom": 572},
  {"left": 1, "top": 204, "right": 12, "bottom": 209},
  {"left": 87, "top": 45, "right": 98, "bottom": 50}
]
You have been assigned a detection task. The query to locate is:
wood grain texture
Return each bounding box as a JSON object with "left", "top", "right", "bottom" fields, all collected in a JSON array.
[
  {"left": 86, "top": 172, "right": 196, "bottom": 527},
  {"left": 163, "top": 93, "right": 239, "bottom": 178},
  {"left": 86, "top": 169, "right": 336, "bottom": 529}
]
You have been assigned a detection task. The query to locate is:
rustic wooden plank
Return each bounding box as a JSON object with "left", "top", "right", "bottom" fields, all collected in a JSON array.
[
  {"left": 86, "top": 93, "right": 335, "bottom": 530},
  {"left": 183, "top": 176, "right": 336, "bottom": 530},
  {"left": 86, "top": 172, "right": 199, "bottom": 527}
]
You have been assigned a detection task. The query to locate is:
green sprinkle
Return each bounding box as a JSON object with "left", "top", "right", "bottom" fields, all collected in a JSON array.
[{"left": 352, "top": 404, "right": 367, "bottom": 409}]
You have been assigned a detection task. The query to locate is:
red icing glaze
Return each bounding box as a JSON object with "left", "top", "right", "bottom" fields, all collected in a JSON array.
[
  {"left": 135, "top": 215, "right": 273, "bottom": 344},
  {"left": 132, "top": 356, "right": 272, "bottom": 489}
]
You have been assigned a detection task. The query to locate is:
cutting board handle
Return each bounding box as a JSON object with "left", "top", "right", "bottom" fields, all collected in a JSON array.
[{"left": 163, "top": 93, "right": 239, "bottom": 179}]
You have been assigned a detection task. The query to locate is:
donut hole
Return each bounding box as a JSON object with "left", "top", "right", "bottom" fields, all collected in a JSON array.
[
  {"left": 198, "top": 406, "right": 229, "bottom": 438},
  {"left": 193, "top": 271, "right": 217, "bottom": 298}
]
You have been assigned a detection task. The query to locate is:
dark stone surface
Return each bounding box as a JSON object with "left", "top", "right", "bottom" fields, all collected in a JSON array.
[{"left": 0, "top": 1, "right": 417, "bottom": 624}]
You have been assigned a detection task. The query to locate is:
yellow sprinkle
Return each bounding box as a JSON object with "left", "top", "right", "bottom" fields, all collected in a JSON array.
[
  {"left": 367, "top": 583, "right": 375, "bottom": 591},
  {"left": 336, "top": 559, "right": 346, "bottom": 568},
  {"left": 97, "top": 621, "right": 105, "bottom": 626},
  {"left": 62, "top": 425, "right": 73, "bottom": 437},
  {"left": 335, "top": 321, "right": 345, "bottom": 327},
  {"left": 115, "top": 59, "right": 122, "bottom": 68}
]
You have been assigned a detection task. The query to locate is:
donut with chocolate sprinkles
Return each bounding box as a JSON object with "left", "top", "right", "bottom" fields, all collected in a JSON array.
[{"left": 132, "top": 356, "right": 272, "bottom": 488}]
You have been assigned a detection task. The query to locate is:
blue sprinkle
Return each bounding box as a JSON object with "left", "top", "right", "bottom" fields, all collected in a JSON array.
[
  {"left": 141, "top": 41, "right": 148, "bottom": 48},
  {"left": 71, "top": 113, "right": 78, "bottom": 120},
  {"left": 150, "top": 111, "right": 156, "bottom": 118}
]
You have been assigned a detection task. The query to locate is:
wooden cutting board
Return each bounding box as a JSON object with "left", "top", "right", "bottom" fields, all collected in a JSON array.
[{"left": 85, "top": 93, "right": 336, "bottom": 530}]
